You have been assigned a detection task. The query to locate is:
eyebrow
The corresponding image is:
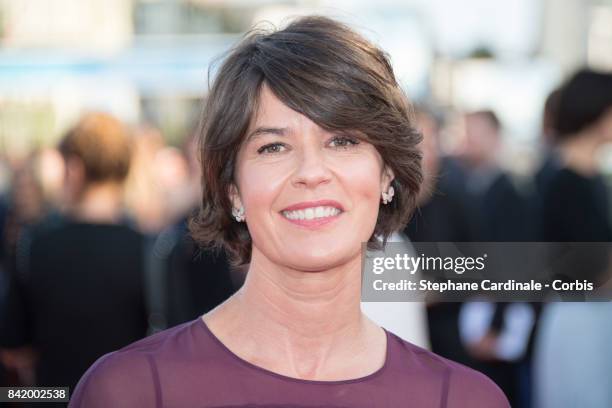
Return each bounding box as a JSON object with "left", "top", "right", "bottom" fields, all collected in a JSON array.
[{"left": 246, "top": 126, "right": 288, "bottom": 142}]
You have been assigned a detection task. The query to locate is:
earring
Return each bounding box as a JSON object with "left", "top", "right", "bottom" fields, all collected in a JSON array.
[
  {"left": 381, "top": 186, "right": 395, "bottom": 204},
  {"left": 232, "top": 206, "right": 245, "bottom": 222}
]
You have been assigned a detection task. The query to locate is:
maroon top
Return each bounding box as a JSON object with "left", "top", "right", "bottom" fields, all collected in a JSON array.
[{"left": 69, "top": 318, "right": 509, "bottom": 407}]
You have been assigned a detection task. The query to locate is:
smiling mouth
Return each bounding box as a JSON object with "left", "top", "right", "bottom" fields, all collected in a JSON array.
[{"left": 281, "top": 206, "right": 342, "bottom": 221}]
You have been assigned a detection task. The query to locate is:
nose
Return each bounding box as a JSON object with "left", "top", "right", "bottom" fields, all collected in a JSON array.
[{"left": 291, "top": 144, "right": 332, "bottom": 189}]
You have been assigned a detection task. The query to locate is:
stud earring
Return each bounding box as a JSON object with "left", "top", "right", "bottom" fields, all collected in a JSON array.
[
  {"left": 381, "top": 186, "right": 395, "bottom": 204},
  {"left": 232, "top": 206, "right": 245, "bottom": 222}
]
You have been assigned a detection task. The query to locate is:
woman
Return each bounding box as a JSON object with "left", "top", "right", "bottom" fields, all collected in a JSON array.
[
  {"left": 534, "top": 69, "right": 612, "bottom": 408},
  {"left": 70, "top": 16, "right": 508, "bottom": 407}
]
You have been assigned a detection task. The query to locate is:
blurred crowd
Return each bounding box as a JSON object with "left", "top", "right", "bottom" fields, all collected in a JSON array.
[{"left": 1, "top": 67, "right": 612, "bottom": 408}]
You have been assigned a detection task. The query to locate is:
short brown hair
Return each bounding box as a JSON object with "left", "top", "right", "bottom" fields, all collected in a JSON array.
[
  {"left": 190, "top": 16, "right": 422, "bottom": 265},
  {"left": 59, "top": 112, "right": 132, "bottom": 184}
]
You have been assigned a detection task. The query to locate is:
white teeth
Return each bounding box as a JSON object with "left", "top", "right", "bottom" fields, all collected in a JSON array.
[{"left": 282, "top": 206, "right": 341, "bottom": 221}]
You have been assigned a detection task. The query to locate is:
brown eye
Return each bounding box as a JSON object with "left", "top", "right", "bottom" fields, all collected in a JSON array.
[
  {"left": 329, "top": 136, "right": 359, "bottom": 148},
  {"left": 257, "top": 143, "right": 286, "bottom": 154}
]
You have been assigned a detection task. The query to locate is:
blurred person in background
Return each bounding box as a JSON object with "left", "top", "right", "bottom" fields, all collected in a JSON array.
[
  {"left": 0, "top": 163, "right": 9, "bottom": 269},
  {"left": 123, "top": 125, "right": 168, "bottom": 234},
  {"left": 0, "top": 113, "right": 149, "bottom": 404},
  {"left": 0, "top": 157, "right": 49, "bottom": 275},
  {"left": 148, "top": 130, "right": 239, "bottom": 331},
  {"left": 533, "top": 88, "right": 563, "bottom": 199},
  {"left": 0, "top": 155, "right": 55, "bottom": 392},
  {"left": 0, "top": 149, "right": 66, "bottom": 281},
  {"left": 460, "top": 110, "right": 531, "bottom": 241},
  {"left": 36, "top": 148, "right": 68, "bottom": 213},
  {"left": 538, "top": 70, "right": 612, "bottom": 244},
  {"left": 404, "top": 105, "right": 477, "bottom": 367},
  {"left": 123, "top": 124, "right": 202, "bottom": 234},
  {"left": 122, "top": 125, "right": 236, "bottom": 333},
  {"left": 406, "top": 106, "right": 476, "bottom": 243},
  {"left": 534, "top": 69, "right": 612, "bottom": 408},
  {"left": 406, "top": 107, "right": 538, "bottom": 407},
  {"left": 455, "top": 110, "right": 536, "bottom": 407},
  {"left": 0, "top": 174, "right": 8, "bottom": 389},
  {"left": 459, "top": 300, "right": 536, "bottom": 408},
  {"left": 0, "top": 155, "right": 52, "bottom": 395}
]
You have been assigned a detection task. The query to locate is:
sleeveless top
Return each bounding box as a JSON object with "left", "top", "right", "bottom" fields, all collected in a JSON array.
[{"left": 69, "top": 317, "right": 509, "bottom": 407}]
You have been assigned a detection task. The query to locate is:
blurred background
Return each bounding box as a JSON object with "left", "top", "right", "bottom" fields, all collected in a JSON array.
[
  {"left": 1, "top": 0, "right": 612, "bottom": 407},
  {"left": 1, "top": 0, "right": 612, "bottom": 171}
]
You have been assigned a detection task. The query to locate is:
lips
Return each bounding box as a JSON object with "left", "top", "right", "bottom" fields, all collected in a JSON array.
[
  {"left": 280, "top": 200, "right": 344, "bottom": 228},
  {"left": 281, "top": 200, "right": 344, "bottom": 212}
]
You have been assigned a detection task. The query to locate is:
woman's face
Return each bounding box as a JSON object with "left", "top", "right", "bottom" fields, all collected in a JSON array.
[{"left": 232, "top": 85, "right": 393, "bottom": 271}]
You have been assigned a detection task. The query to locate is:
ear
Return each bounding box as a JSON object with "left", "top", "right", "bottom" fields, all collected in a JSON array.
[
  {"left": 228, "top": 183, "right": 243, "bottom": 210},
  {"left": 381, "top": 165, "right": 395, "bottom": 192}
]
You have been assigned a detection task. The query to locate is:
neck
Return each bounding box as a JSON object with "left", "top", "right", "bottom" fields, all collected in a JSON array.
[
  {"left": 71, "top": 182, "right": 124, "bottom": 224},
  {"left": 238, "top": 249, "right": 365, "bottom": 337},
  {"left": 559, "top": 131, "right": 602, "bottom": 176},
  {"left": 204, "top": 248, "right": 383, "bottom": 380}
]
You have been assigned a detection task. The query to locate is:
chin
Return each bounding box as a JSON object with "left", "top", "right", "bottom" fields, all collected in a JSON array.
[{"left": 281, "top": 243, "right": 360, "bottom": 272}]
